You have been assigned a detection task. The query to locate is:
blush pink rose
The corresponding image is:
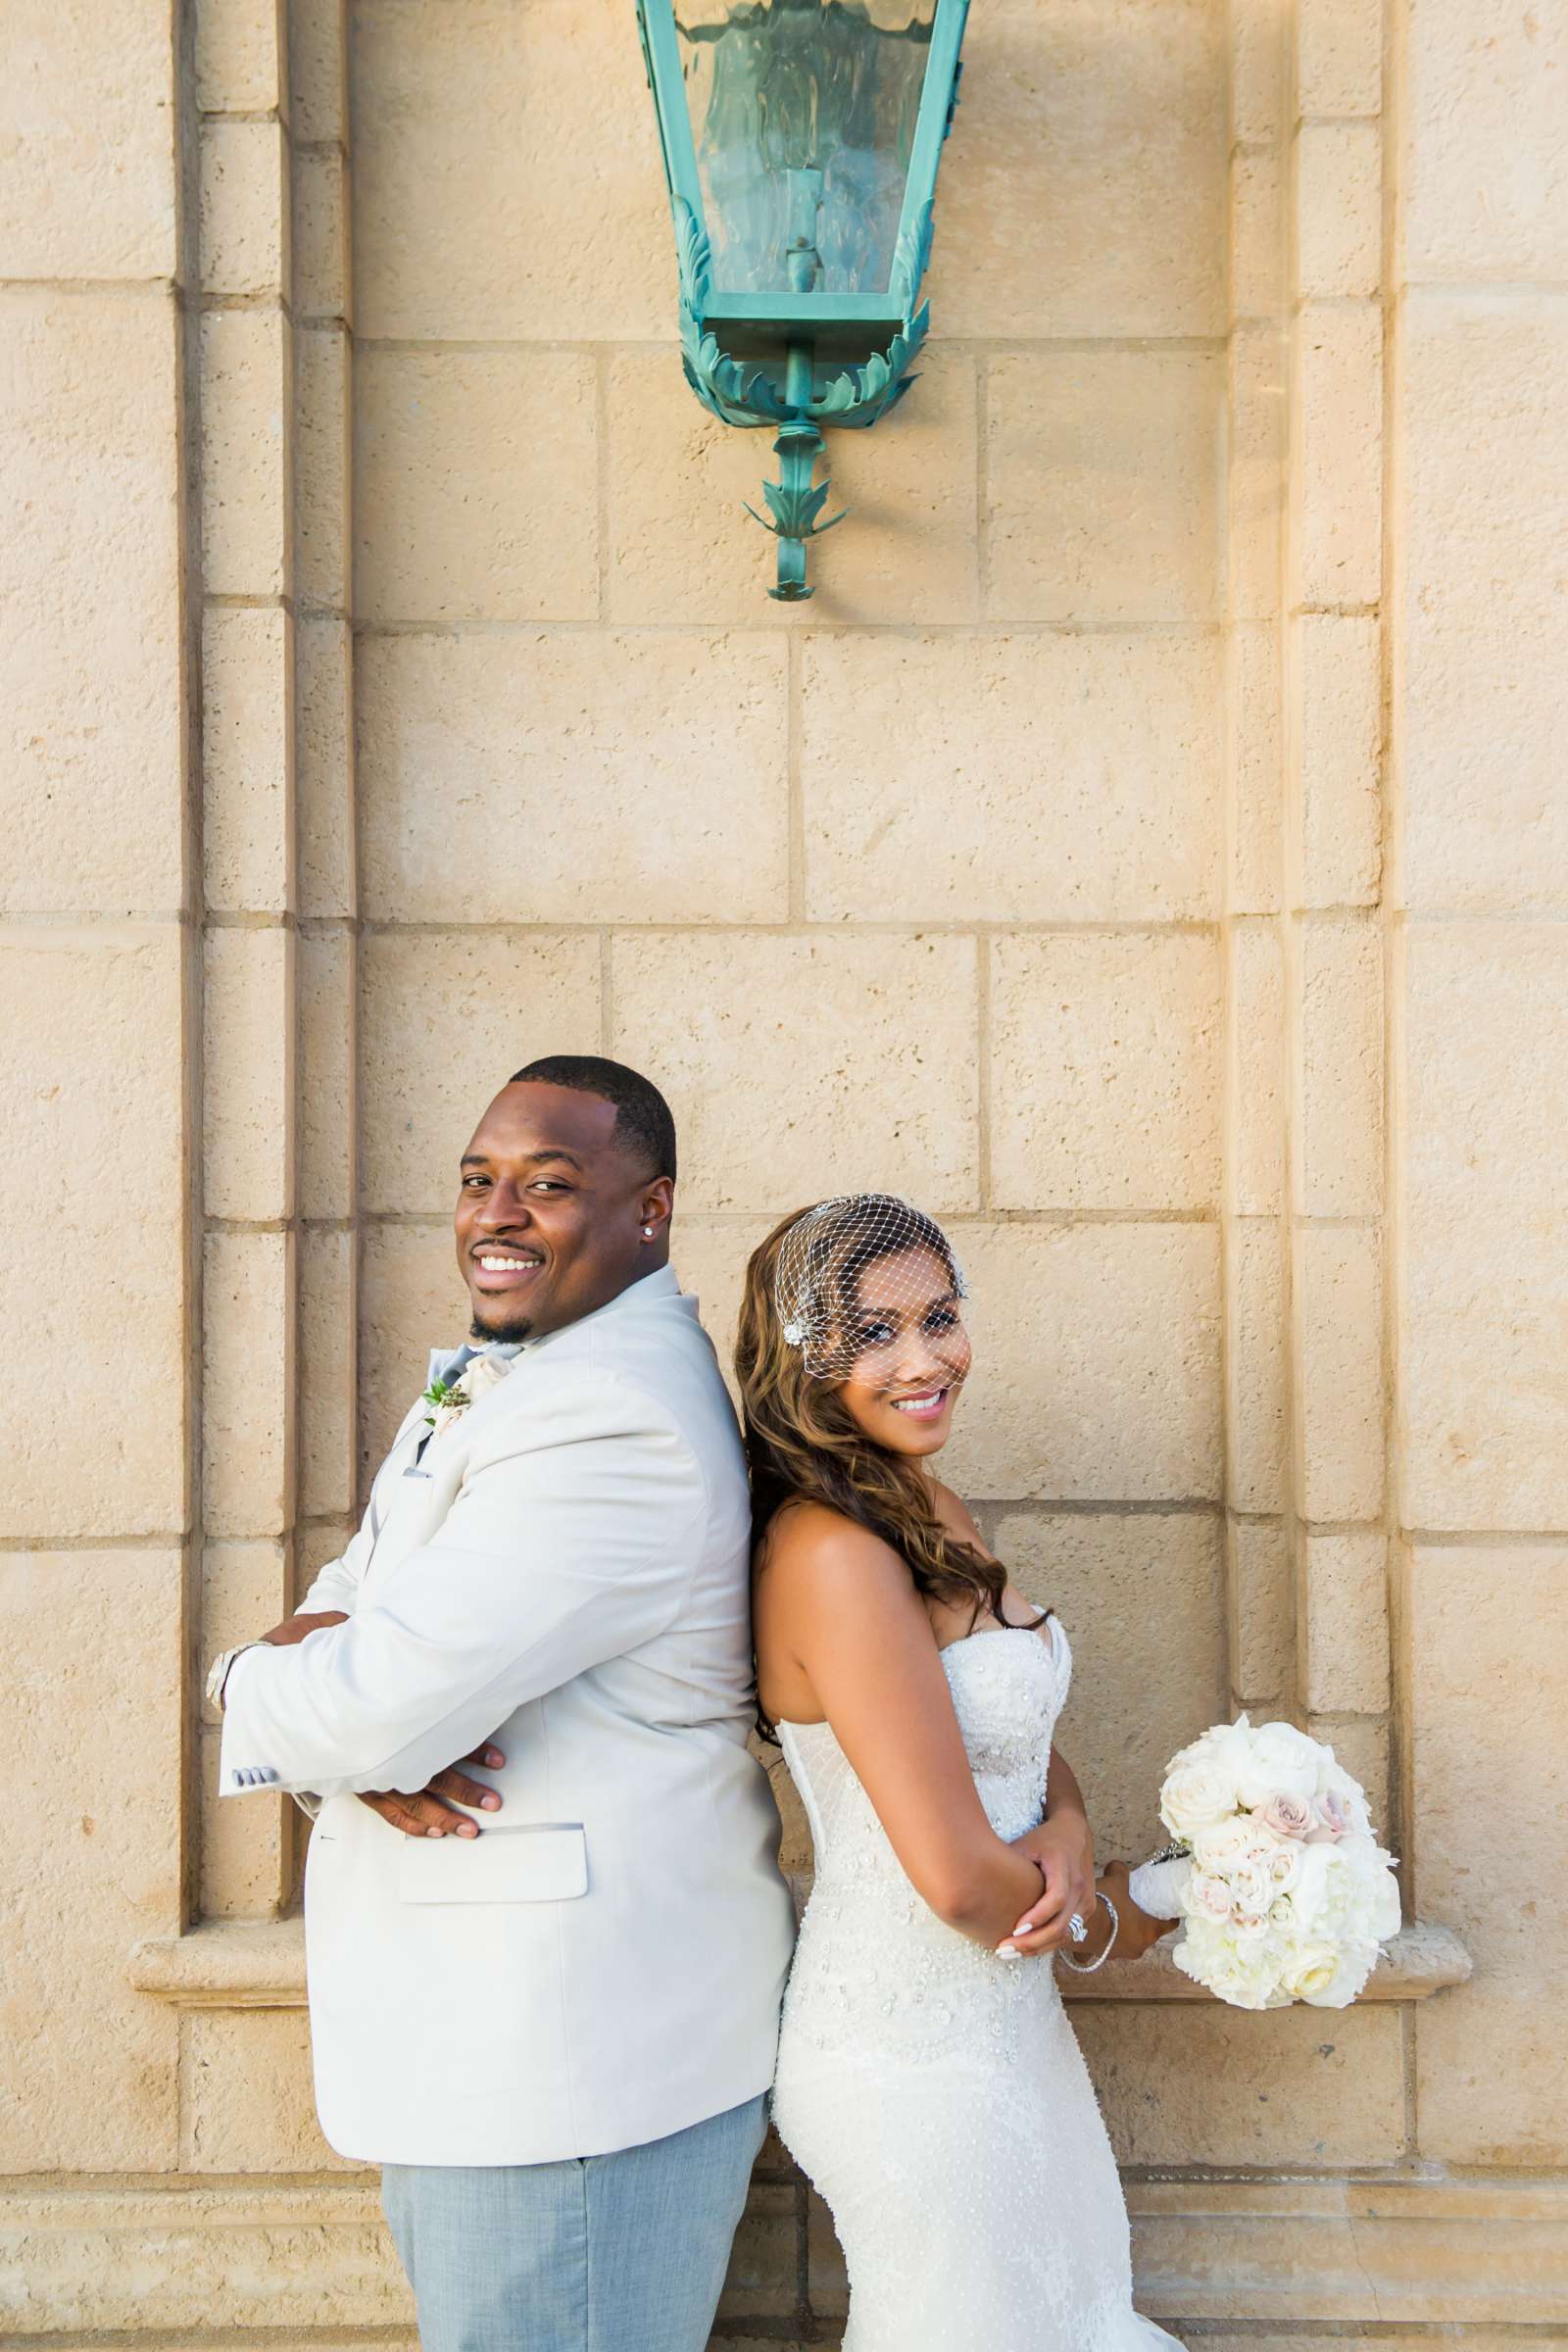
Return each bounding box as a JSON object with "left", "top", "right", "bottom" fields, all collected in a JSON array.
[
  {"left": 1305, "top": 1789, "right": 1350, "bottom": 1844},
  {"left": 1256, "top": 1792, "right": 1313, "bottom": 1840}
]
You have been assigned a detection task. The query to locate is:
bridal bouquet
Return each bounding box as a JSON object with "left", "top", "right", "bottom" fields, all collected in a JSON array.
[{"left": 1127, "top": 1717, "right": 1400, "bottom": 2010}]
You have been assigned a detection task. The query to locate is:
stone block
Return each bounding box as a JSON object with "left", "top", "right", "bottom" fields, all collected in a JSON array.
[
  {"left": 200, "top": 117, "right": 288, "bottom": 298},
  {"left": 298, "top": 924, "right": 355, "bottom": 1220},
  {"left": 203, "top": 604, "right": 294, "bottom": 915},
  {"left": 1293, "top": 913, "right": 1382, "bottom": 1219},
  {"left": 0, "top": 2185, "right": 411, "bottom": 2334},
  {"left": 353, "top": 0, "right": 672, "bottom": 340},
  {"left": 1231, "top": 0, "right": 1290, "bottom": 145},
  {"left": 0, "top": 1549, "right": 182, "bottom": 2169},
  {"left": 201, "top": 1541, "right": 288, "bottom": 1726},
  {"left": 290, "top": 0, "right": 347, "bottom": 145},
  {"left": 1290, "top": 612, "right": 1381, "bottom": 907},
  {"left": 1228, "top": 324, "right": 1288, "bottom": 624},
  {"left": 0, "top": 928, "right": 187, "bottom": 1537},
  {"left": 359, "top": 929, "right": 602, "bottom": 1214},
  {"left": 713, "top": 2181, "right": 803, "bottom": 2325},
  {"left": 196, "top": 0, "right": 285, "bottom": 113},
  {"left": 802, "top": 633, "right": 1221, "bottom": 923},
  {"left": 204, "top": 922, "right": 294, "bottom": 1223},
  {"left": 1293, "top": 1222, "right": 1384, "bottom": 1524},
  {"left": 1411, "top": 1543, "right": 1568, "bottom": 2163},
  {"left": 1231, "top": 146, "right": 1284, "bottom": 323},
  {"left": 202, "top": 307, "right": 290, "bottom": 599},
  {"left": 300, "top": 1227, "right": 357, "bottom": 1521},
  {"left": 1229, "top": 1518, "right": 1295, "bottom": 1709},
  {"left": 356, "top": 346, "right": 598, "bottom": 624},
  {"left": 931, "top": 0, "right": 1226, "bottom": 338},
  {"left": 1292, "top": 303, "right": 1382, "bottom": 610},
  {"left": 183, "top": 2009, "right": 354, "bottom": 2170},
  {"left": 1, "top": 0, "right": 177, "bottom": 277},
  {"left": 297, "top": 614, "right": 355, "bottom": 919},
  {"left": 204, "top": 1227, "right": 293, "bottom": 1539},
  {"left": 295, "top": 323, "right": 350, "bottom": 612},
  {"left": 293, "top": 145, "right": 349, "bottom": 322},
  {"left": 1302, "top": 1530, "right": 1388, "bottom": 1713},
  {"left": 1395, "top": 294, "right": 1568, "bottom": 912},
  {"left": 358, "top": 631, "right": 789, "bottom": 924},
  {"left": 668, "top": 1214, "right": 778, "bottom": 1410},
  {"left": 297, "top": 921, "right": 352, "bottom": 1223},
  {"left": 200, "top": 1721, "right": 290, "bottom": 1918},
  {"left": 360, "top": 1221, "right": 461, "bottom": 1481},
  {"left": 1296, "top": 0, "right": 1382, "bottom": 116},
  {"left": 1228, "top": 918, "right": 1285, "bottom": 1217},
  {"left": 612, "top": 931, "right": 978, "bottom": 1216},
  {"left": 1227, "top": 620, "right": 1283, "bottom": 914},
  {"left": 989, "top": 932, "right": 1223, "bottom": 1213},
  {"left": 985, "top": 348, "right": 1222, "bottom": 626},
  {"left": 1075, "top": 2002, "right": 1404, "bottom": 2167},
  {"left": 992, "top": 1510, "right": 1227, "bottom": 1857},
  {"left": 938, "top": 1223, "right": 1223, "bottom": 1503},
  {"left": 1225, "top": 1218, "right": 1289, "bottom": 1515},
  {"left": 0, "top": 290, "right": 183, "bottom": 915},
  {"left": 1294, "top": 122, "right": 1380, "bottom": 301},
  {"left": 1401, "top": 0, "right": 1568, "bottom": 281},
  {"left": 298, "top": 1515, "right": 358, "bottom": 1600},
  {"left": 1400, "top": 921, "right": 1568, "bottom": 1529},
  {"left": 605, "top": 345, "right": 978, "bottom": 628}
]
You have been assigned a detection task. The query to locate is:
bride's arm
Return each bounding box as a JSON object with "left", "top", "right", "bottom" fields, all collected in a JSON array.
[{"left": 761, "top": 1512, "right": 1055, "bottom": 1950}]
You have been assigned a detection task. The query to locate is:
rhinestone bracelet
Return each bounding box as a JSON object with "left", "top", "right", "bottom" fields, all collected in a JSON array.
[{"left": 1060, "top": 1886, "right": 1119, "bottom": 1973}]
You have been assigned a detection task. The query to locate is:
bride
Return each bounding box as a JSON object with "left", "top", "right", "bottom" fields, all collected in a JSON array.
[{"left": 736, "top": 1195, "right": 1182, "bottom": 2350}]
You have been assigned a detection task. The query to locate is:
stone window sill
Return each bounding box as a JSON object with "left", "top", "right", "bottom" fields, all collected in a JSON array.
[{"left": 127, "top": 1910, "right": 1470, "bottom": 2010}]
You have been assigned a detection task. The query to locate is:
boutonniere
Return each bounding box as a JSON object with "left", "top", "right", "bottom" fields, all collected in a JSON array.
[{"left": 420, "top": 1350, "right": 514, "bottom": 1441}]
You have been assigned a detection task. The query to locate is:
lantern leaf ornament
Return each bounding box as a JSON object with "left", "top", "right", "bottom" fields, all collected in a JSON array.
[{"left": 637, "top": 0, "right": 971, "bottom": 601}]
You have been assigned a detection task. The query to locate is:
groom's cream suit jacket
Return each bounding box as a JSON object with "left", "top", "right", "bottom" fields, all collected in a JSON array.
[{"left": 218, "top": 1265, "right": 796, "bottom": 2166}]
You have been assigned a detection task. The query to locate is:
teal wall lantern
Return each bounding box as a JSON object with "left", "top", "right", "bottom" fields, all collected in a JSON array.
[{"left": 634, "top": 0, "right": 970, "bottom": 601}]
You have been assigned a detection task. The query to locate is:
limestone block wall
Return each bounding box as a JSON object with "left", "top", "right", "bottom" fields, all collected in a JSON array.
[{"left": 2, "top": 0, "right": 1565, "bottom": 2341}]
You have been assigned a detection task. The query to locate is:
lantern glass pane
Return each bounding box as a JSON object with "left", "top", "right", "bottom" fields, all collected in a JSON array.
[{"left": 673, "top": 0, "right": 937, "bottom": 297}]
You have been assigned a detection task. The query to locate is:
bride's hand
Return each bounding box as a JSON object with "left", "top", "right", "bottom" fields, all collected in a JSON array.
[{"left": 1003, "top": 1811, "right": 1097, "bottom": 1956}]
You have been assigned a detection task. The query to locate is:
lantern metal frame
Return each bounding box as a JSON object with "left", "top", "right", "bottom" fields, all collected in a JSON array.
[{"left": 634, "top": 0, "right": 970, "bottom": 600}]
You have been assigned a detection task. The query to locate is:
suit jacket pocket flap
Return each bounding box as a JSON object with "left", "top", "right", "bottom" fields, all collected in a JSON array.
[{"left": 397, "top": 1823, "right": 588, "bottom": 1905}]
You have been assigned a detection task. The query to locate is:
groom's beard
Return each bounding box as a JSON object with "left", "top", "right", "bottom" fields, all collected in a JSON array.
[{"left": 469, "top": 1309, "right": 534, "bottom": 1343}]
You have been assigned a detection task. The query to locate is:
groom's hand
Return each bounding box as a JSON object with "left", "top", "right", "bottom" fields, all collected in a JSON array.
[
  {"left": 356, "top": 1742, "right": 508, "bottom": 1838},
  {"left": 261, "top": 1609, "right": 350, "bottom": 1644}
]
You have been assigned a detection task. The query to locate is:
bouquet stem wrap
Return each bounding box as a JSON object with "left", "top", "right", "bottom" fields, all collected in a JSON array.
[{"left": 1127, "top": 1856, "right": 1191, "bottom": 1924}]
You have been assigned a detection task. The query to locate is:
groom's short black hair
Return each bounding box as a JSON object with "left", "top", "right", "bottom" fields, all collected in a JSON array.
[{"left": 510, "top": 1054, "right": 677, "bottom": 1183}]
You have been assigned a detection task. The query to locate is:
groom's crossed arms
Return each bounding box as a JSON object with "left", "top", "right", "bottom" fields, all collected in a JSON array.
[{"left": 217, "top": 1372, "right": 707, "bottom": 1813}]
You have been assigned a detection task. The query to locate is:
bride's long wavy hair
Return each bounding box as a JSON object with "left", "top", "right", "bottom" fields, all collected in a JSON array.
[{"left": 737, "top": 1200, "right": 1035, "bottom": 1732}]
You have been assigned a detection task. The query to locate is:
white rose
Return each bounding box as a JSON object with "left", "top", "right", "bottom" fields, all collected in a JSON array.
[
  {"left": 1278, "top": 1941, "right": 1341, "bottom": 2001},
  {"left": 1301, "top": 1943, "right": 1380, "bottom": 2009},
  {"left": 1232, "top": 1720, "right": 1324, "bottom": 1810},
  {"left": 1160, "top": 1760, "right": 1237, "bottom": 1840},
  {"left": 1187, "top": 1871, "right": 1234, "bottom": 1922},
  {"left": 460, "top": 1352, "right": 514, "bottom": 1406},
  {"left": 1286, "top": 1842, "right": 1352, "bottom": 1937},
  {"left": 1189, "top": 1815, "right": 1280, "bottom": 1875}
]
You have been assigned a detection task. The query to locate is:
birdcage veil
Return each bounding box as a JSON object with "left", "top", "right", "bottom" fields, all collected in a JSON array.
[{"left": 773, "top": 1193, "right": 971, "bottom": 1384}]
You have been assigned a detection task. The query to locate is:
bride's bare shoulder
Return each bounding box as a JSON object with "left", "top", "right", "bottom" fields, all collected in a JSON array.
[{"left": 758, "top": 1500, "right": 908, "bottom": 1600}]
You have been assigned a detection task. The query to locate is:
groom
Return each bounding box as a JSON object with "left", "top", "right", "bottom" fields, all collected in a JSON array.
[{"left": 211, "top": 1055, "right": 797, "bottom": 2352}]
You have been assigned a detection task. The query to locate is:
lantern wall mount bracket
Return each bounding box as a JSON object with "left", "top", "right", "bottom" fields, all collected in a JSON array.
[
  {"left": 637, "top": 0, "right": 970, "bottom": 604},
  {"left": 676, "top": 198, "right": 934, "bottom": 600}
]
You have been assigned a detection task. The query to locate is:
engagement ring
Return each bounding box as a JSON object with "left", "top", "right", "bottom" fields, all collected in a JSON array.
[{"left": 1068, "top": 1912, "right": 1088, "bottom": 1943}]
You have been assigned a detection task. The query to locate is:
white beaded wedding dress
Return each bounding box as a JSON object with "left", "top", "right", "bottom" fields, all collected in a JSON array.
[{"left": 772, "top": 1616, "right": 1184, "bottom": 2350}]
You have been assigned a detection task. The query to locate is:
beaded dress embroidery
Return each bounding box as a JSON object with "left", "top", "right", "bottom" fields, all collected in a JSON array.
[{"left": 773, "top": 1619, "right": 1184, "bottom": 2351}]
